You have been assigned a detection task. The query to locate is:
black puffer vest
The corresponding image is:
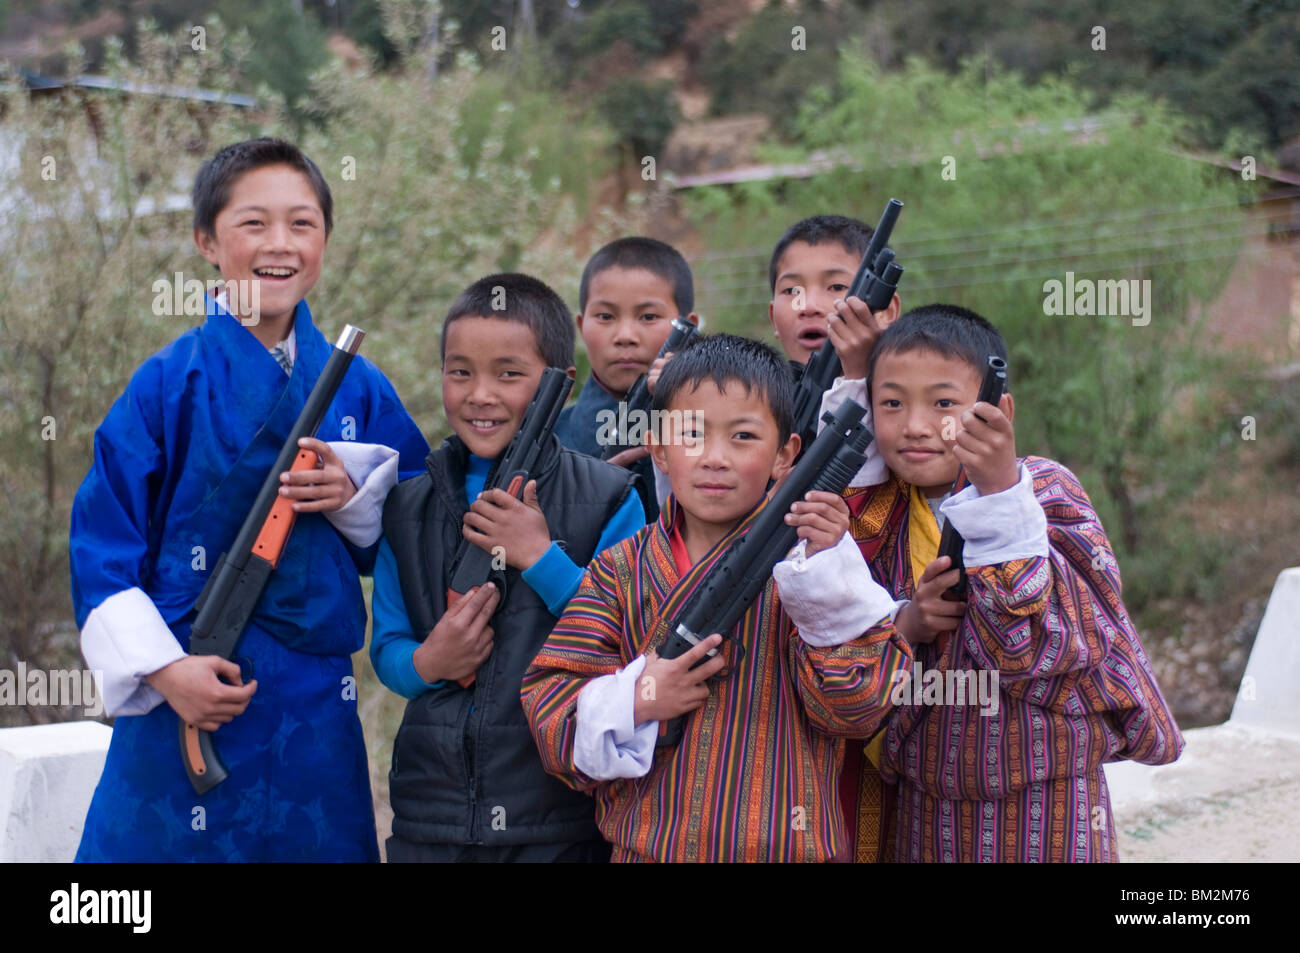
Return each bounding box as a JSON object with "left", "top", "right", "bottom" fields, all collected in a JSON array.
[{"left": 382, "top": 434, "right": 638, "bottom": 846}]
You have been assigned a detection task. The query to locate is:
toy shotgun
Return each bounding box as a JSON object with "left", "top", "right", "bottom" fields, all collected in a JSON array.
[
  {"left": 182, "top": 324, "right": 365, "bottom": 794},
  {"left": 655, "top": 398, "right": 875, "bottom": 747},
  {"left": 935, "top": 355, "right": 1009, "bottom": 598},
  {"left": 790, "top": 198, "right": 905, "bottom": 457},
  {"left": 446, "top": 366, "right": 573, "bottom": 686},
  {"left": 599, "top": 317, "right": 699, "bottom": 461}
]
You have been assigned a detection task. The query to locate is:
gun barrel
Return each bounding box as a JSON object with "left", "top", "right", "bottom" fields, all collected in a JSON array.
[
  {"left": 448, "top": 367, "right": 573, "bottom": 598},
  {"left": 938, "top": 355, "right": 1009, "bottom": 592},
  {"left": 183, "top": 324, "right": 365, "bottom": 792},
  {"left": 657, "top": 399, "right": 873, "bottom": 746}
]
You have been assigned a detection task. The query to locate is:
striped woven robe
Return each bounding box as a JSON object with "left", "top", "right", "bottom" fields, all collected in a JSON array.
[
  {"left": 522, "top": 496, "right": 913, "bottom": 862},
  {"left": 848, "top": 455, "right": 1184, "bottom": 862}
]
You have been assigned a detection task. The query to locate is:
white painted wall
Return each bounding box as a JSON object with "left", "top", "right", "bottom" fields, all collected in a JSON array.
[{"left": 0, "top": 721, "right": 110, "bottom": 862}]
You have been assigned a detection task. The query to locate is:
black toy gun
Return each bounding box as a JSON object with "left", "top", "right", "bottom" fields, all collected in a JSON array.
[
  {"left": 655, "top": 398, "right": 876, "bottom": 747},
  {"left": 446, "top": 366, "right": 573, "bottom": 686},
  {"left": 182, "top": 324, "right": 365, "bottom": 794},
  {"left": 599, "top": 317, "right": 699, "bottom": 461},
  {"left": 790, "top": 198, "right": 905, "bottom": 457},
  {"left": 935, "top": 355, "right": 1009, "bottom": 598}
]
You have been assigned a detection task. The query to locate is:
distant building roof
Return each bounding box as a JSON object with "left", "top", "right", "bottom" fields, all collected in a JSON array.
[{"left": 11, "top": 69, "right": 256, "bottom": 108}]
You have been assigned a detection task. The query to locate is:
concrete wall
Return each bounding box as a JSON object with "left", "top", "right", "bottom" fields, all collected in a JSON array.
[
  {"left": 0, "top": 720, "right": 109, "bottom": 862},
  {"left": 1105, "top": 567, "right": 1300, "bottom": 861}
]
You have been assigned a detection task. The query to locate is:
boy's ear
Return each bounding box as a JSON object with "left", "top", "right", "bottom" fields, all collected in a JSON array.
[
  {"left": 770, "top": 432, "right": 800, "bottom": 483},
  {"left": 194, "top": 228, "right": 220, "bottom": 268},
  {"left": 565, "top": 365, "right": 577, "bottom": 381},
  {"left": 881, "top": 292, "right": 902, "bottom": 327},
  {"left": 647, "top": 426, "right": 669, "bottom": 474},
  {"left": 685, "top": 312, "right": 700, "bottom": 327},
  {"left": 768, "top": 301, "right": 778, "bottom": 334},
  {"left": 1000, "top": 392, "right": 1014, "bottom": 424},
  {"left": 574, "top": 312, "right": 584, "bottom": 333}
]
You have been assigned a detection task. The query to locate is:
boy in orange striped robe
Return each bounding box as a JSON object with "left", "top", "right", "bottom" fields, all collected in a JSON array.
[
  {"left": 522, "top": 334, "right": 914, "bottom": 861},
  {"left": 821, "top": 303, "right": 1184, "bottom": 862}
]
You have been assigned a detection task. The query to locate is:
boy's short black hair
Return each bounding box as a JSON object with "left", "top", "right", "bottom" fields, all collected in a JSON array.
[
  {"left": 652, "top": 333, "right": 795, "bottom": 442},
  {"left": 578, "top": 237, "right": 694, "bottom": 317},
  {"left": 869, "top": 303, "right": 1011, "bottom": 394},
  {"left": 193, "top": 137, "right": 333, "bottom": 238},
  {"left": 768, "top": 214, "right": 874, "bottom": 291},
  {"left": 441, "top": 273, "right": 575, "bottom": 370}
]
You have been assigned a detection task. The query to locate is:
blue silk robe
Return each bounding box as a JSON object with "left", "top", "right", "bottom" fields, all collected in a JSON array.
[{"left": 70, "top": 298, "right": 429, "bottom": 861}]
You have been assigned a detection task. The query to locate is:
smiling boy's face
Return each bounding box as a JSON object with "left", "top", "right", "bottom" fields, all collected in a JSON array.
[
  {"left": 649, "top": 378, "right": 798, "bottom": 545},
  {"left": 194, "top": 163, "right": 326, "bottom": 329},
  {"left": 442, "top": 315, "right": 555, "bottom": 459},
  {"left": 769, "top": 239, "right": 862, "bottom": 364},
  {"left": 870, "top": 347, "right": 986, "bottom": 497},
  {"left": 578, "top": 266, "right": 689, "bottom": 398}
]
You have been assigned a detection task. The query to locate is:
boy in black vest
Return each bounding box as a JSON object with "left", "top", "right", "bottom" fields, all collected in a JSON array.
[{"left": 371, "top": 273, "right": 645, "bottom": 861}]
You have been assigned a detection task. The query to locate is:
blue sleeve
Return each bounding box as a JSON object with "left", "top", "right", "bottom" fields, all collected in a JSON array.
[
  {"left": 358, "top": 356, "right": 430, "bottom": 483},
  {"left": 369, "top": 537, "right": 447, "bottom": 698},
  {"left": 68, "top": 359, "right": 168, "bottom": 627},
  {"left": 519, "top": 489, "right": 646, "bottom": 616}
]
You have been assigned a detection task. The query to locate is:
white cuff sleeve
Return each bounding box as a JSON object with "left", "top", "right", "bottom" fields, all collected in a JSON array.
[
  {"left": 322, "top": 442, "right": 400, "bottom": 548},
  {"left": 573, "top": 654, "right": 658, "bottom": 781},
  {"left": 773, "top": 532, "right": 897, "bottom": 647},
  {"left": 818, "top": 377, "right": 888, "bottom": 487},
  {"left": 940, "top": 463, "right": 1049, "bottom": 567},
  {"left": 81, "top": 588, "right": 186, "bottom": 717}
]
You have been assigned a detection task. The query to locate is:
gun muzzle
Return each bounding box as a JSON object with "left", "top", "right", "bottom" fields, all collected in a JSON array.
[{"left": 335, "top": 324, "right": 365, "bottom": 354}]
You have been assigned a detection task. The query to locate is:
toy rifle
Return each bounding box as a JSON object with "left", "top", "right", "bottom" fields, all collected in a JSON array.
[
  {"left": 790, "top": 198, "right": 905, "bottom": 457},
  {"left": 446, "top": 366, "right": 573, "bottom": 686},
  {"left": 182, "top": 324, "right": 365, "bottom": 795},
  {"left": 935, "top": 355, "right": 1009, "bottom": 598},
  {"left": 655, "top": 398, "right": 875, "bottom": 747},
  {"left": 599, "top": 317, "right": 699, "bottom": 461}
]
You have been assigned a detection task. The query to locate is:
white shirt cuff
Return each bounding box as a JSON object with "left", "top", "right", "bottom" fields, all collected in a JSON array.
[
  {"left": 573, "top": 654, "right": 658, "bottom": 780},
  {"left": 81, "top": 588, "right": 186, "bottom": 717},
  {"left": 818, "top": 377, "right": 888, "bottom": 487},
  {"left": 322, "top": 442, "right": 399, "bottom": 548},
  {"left": 940, "top": 463, "right": 1049, "bottom": 567},
  {"left": 773, "top": 532, "right": 897, "bottom": 647}
]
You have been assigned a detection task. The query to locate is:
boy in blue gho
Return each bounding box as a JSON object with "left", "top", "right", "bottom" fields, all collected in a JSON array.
[{"left": 70, "top": 138, "right": 429, "bottom": 862}]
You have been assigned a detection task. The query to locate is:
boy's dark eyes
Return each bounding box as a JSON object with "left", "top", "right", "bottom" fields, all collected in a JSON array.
[
  {"left": 936, "top": 399, "right": 956, "bottom": 409},
  {"left": 639, "top": 313, "right": 662, "bottom": 322},
  {"left": 241, "top": 219, "right": 263, "bottom": 227},
  {"left": 880, "top": 399, "right": 902, "bottom": 409},
  {"left": 733, "top": 431, "right": 756, "bottom": 440},
  {"left": 829, "top": 283, "right": 849, "bottom": 293}
]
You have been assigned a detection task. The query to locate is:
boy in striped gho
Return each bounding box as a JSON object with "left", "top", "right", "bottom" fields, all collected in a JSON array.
[
  {"left": 822, "top": 303, "right": 1183, "bottom": 862},
  {"left": 523, "top": 334, "right": 914, "bottom": 862}
]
